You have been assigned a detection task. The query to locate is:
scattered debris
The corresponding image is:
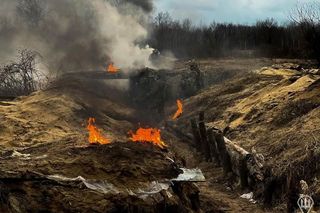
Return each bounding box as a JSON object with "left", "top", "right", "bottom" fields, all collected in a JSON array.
[
  {"left": 240, "top": 192, "right": 256, "bottom": 204},
  {"left": 171, "top": 168, "right": 206, "bottom": 182},
  {"left": 11, "top": 150, "right": 31, "bottom": 160},
  {"left": 240, "top": 192, "right": 253, "bottom": 199}
]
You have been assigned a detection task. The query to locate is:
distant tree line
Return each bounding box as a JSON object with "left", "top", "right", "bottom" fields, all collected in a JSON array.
[{"left": 149, "top": 3, "right": 320, "bottom": 62}]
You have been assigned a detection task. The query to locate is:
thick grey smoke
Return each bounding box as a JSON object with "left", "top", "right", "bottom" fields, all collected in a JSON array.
[
  {"left": 0, "top": 0, "right": 155, "bottom": 73},
  {"left": 110, "top": 0, "right": 153, "bottom": 13}
]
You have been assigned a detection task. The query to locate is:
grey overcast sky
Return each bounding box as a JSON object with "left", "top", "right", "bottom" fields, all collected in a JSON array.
[{"left": 154, "top": 0, "right": 316, "bottom": 24}]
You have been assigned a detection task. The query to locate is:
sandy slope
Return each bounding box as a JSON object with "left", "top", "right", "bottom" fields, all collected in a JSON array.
[{"left": 0, "top": 76, "right": 137, "bottom": 149}]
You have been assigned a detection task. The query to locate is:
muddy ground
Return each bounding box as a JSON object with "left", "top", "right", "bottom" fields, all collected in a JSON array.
[{"left": 0, "top": 58, "right": 319, "bottom": 212}]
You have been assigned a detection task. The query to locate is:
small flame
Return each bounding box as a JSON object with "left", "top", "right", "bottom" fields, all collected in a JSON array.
[
  {"left": 172, "top": 99, "right": 183, "bottom": 120},
  {"left": 87, "top": 118, "right": 110, "bottom": 144},
  {"left": 128, "top": 128, "right": 167, "bottom": 148},
  {"left": 107, "top": 63, "right": 119, "bottom": 73}
]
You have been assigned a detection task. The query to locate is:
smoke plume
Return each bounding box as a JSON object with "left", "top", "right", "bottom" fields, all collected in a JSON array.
[{"left": 0, "top": 0, "right": 155, "bottom": 73}]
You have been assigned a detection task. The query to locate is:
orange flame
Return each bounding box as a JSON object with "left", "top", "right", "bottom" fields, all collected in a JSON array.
[
  {"left": 87, "top": 118, "right": 110, "bottom": 144},
  {"left": 107, "top": 63, "right": 119, "bottom": 73},
  {"left": 172, "top": 99, "right": 183, "bottom": 120},
  {"left": 128, "top": 128, "right": 167, "bottom": 148}
]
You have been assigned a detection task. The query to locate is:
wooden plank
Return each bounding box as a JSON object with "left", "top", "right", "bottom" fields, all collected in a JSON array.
[
  {"left": 190, "top": 119, "right": 202, "bottom": 151},
  {"left": 214, "top": 131, "right": 232, "bottom": 174},
  {"left": 207, "top": 129, "right": 220, "bottom": 165},
  {"left": 199, "top": 121, "right": 211, "bottom": 161}
]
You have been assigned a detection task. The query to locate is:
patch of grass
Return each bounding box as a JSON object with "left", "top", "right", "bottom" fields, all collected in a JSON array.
[
  {"left": 273, "top": 99, "right": 320, "bottom": 126},
  {"left": 219, "top": 73, "right": 261, "bottom": 96}
]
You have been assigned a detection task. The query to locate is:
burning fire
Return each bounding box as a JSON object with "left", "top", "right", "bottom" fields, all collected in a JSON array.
[
  {"left": 128, "top": 128, "right": 167, "bottom": 148},
  {"left": 172, "top": 99, "right": 183, "bottom": 120},
  {"left": 107, "top": 63, "right": 119, "bottom": 73},
  {"left": 87, "top": 118, "right": 110, "bottom": 144}
]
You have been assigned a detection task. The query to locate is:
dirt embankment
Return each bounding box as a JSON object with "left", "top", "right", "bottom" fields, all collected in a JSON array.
[
  {"left": 173, "top": 60, "right": 320, "bottom": 211},
  {"left": 0, "top": 74, "right": 202, "bottom": 212}
]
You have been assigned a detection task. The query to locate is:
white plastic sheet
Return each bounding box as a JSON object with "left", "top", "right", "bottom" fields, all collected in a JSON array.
[
  {"left": 47, "top": 175, "right": 120, "bottom": 194},
  {"left": 46, "top": 167, "right": 205, "bottom": 197},
  {"left": 240, "top": 192, "right": 256, "bottom": 204},
  {"left": 11, "top": 150, "right": 31, "bottom": 160},
  {"left": 171, "top": 168, "right": 205, "bottom": 182}
]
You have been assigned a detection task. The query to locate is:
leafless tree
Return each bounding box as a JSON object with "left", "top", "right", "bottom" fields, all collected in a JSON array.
[
  {"left": 289, "top": 2, "right": 320, "bottom": 63},
  {"left": 290, "top": 2, "right": 320, "bottom": 25},
  {"left": 0, "top": 50, "right": 47, "bottom": 97},
  {"left": 149, "top": 9, "right": 320, "bottom": 60}
]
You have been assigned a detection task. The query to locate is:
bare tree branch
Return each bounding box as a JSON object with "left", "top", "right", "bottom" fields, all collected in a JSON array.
[{"left": 0, "top": 49, "right": 49, "bottom": 97}]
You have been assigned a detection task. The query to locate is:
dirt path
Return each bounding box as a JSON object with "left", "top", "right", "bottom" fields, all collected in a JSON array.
[
  {"left": 165, "top": 130, "right": 274, "bottom": 212},
  {"left": 197, "top": 164, "right": 274, "bottom": 213}
]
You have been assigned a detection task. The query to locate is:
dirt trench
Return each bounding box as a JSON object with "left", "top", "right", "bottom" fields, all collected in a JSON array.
[
  {"left": 1, "top": 59, "right": 319, "bottom": 212},
  {"left": 0, "top": 69, "right": 219, "bottom": 213}
]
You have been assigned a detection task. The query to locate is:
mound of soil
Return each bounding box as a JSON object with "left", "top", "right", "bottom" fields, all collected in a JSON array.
[
  {"left": 0, "top": 142, "right": 202, "bottom": 212},
  {"left": 0, "top": 73, "right": 202, "bottom": 212}
]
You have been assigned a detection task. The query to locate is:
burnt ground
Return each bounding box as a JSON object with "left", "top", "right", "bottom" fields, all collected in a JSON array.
[{"left": 0, "top": 58, "right": 319, "bottom": 212}]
